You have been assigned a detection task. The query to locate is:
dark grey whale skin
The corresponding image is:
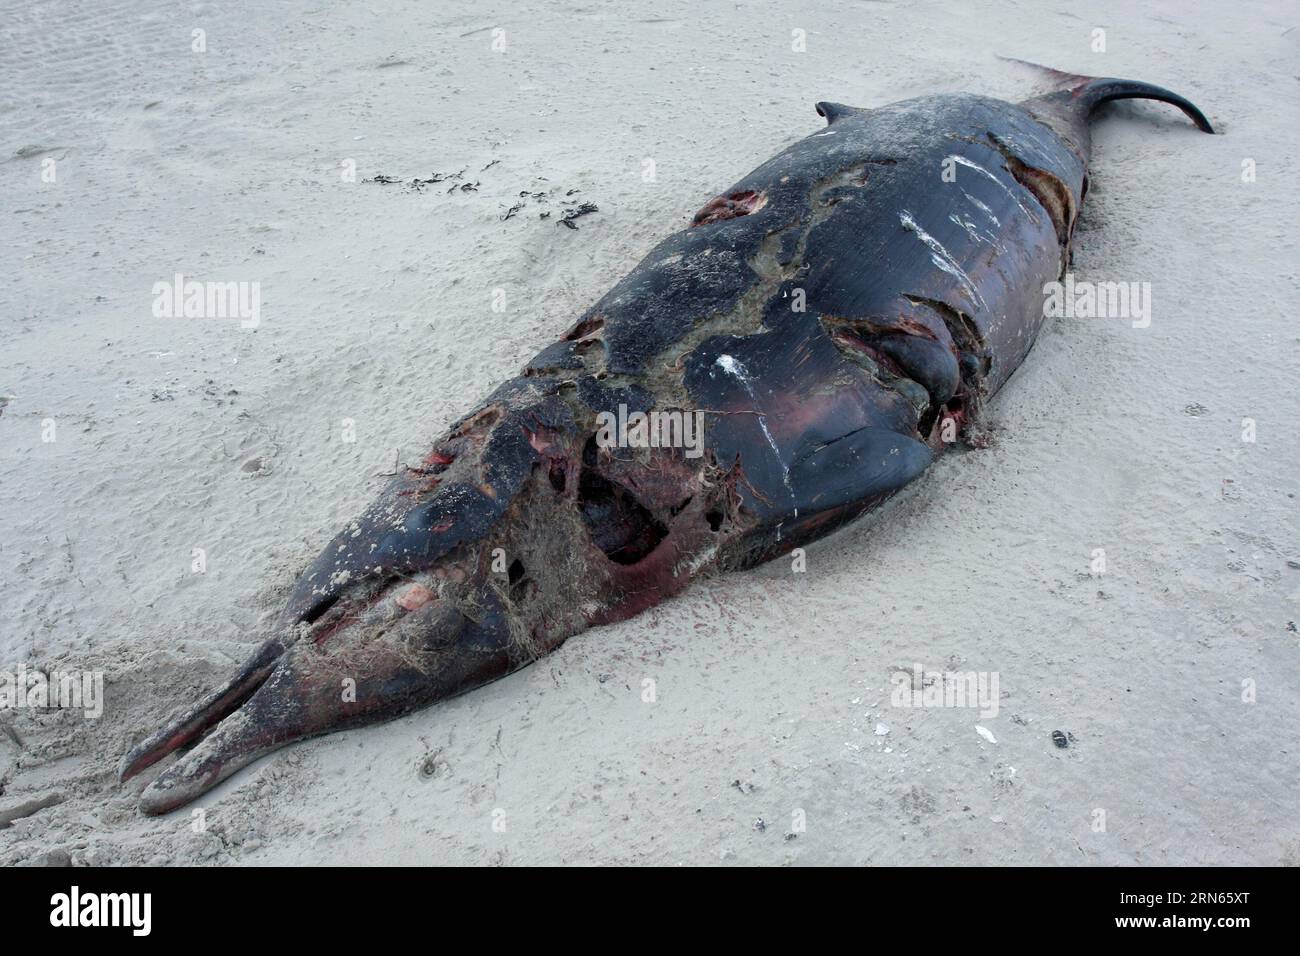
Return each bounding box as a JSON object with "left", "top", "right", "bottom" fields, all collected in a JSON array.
[{"left": 121, "top": 69, "right": 1212, "bottom": 814}]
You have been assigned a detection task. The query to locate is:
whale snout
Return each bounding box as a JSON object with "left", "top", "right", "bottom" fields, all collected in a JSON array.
[{"left": 130, "top": 581, "right": 516, "bottom": 814}]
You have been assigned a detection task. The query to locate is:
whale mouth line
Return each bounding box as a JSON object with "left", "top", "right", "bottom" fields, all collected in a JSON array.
[{"left": 118, "top": 647, "right": 281, "bottom": 785}]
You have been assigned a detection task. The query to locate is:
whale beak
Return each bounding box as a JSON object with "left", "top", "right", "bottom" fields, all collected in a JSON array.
[{"left": 121, "top": 578, "right": 514, "bottom": 814}]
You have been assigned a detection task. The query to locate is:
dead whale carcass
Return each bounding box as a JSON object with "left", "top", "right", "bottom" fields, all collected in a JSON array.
[{"left": 121, "top": 65, "right": 1213, "bottom": 813}]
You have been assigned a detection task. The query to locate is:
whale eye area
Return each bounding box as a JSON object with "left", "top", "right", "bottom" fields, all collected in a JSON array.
[
  {"left": 691, "top": 189, "right": 767, "bottom": 226},
  {"left": 577, "top": 468, "right": 668, "bottom": 565}
]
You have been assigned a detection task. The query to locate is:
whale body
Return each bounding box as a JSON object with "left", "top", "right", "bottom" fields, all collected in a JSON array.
[{"left": 121, "top": 65, "right": 1213, "bottom": 814}]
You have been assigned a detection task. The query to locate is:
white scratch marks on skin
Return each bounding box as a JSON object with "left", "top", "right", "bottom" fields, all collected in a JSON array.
[
  {"left": 951, "top": 156, "right": 1033, "bottom": 218},
  {"left": 950, "top": 156, "right": 1003, "bottom": 187},
  {"left": 898, "top": 210, "right": 986, "bottom": 311},
  {"left": 949, "top": 212, "right": 1001, "bottom": 249},
  {"left": 715, "top": 353, "right": 746, "bottom": 380},
  {"left": 714, "top": 353, "right": 797, "bottom": 514},
  {"left": 949, "top": 213, "right": 983, "bottom": 242},
  {"left": 961, "top": 190, "right": 1000, "bottom": 226}
]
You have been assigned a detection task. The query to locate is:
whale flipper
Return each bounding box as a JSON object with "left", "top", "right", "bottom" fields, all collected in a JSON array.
[{"left": 787, "top": 427, "right": 933, "bottom": 517}]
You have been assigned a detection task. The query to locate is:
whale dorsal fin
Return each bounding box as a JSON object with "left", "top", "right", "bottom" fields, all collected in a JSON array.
[{"left": 815, "top": 101, "right": 863, "bottom": 125}]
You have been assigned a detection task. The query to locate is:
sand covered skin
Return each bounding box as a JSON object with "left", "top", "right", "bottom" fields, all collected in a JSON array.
[{"left": 1, "top": 0, "right": 1297, "bottom": 865}]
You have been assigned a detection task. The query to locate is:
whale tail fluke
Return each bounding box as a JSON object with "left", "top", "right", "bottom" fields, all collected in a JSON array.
[
  {"left": 1071, "top": 77, "right": 1214, "bottom": 134},
  {"left": 1002, "top": 56, "right": 1214, "bottom": 151}
]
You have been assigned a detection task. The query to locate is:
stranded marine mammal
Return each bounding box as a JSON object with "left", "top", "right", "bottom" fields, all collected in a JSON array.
[{"left": 122, "top": 65, "right": 1212, "bottom": 813}]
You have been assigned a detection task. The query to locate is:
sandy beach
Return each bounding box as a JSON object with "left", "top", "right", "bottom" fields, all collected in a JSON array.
[{"left": 2, "top": 0, "right": 1297, "bottom": 865}]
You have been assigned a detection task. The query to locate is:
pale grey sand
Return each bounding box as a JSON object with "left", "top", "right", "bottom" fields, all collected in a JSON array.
[{"left": 1, "top": 0, "right": 1296, "bottom": 865}]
